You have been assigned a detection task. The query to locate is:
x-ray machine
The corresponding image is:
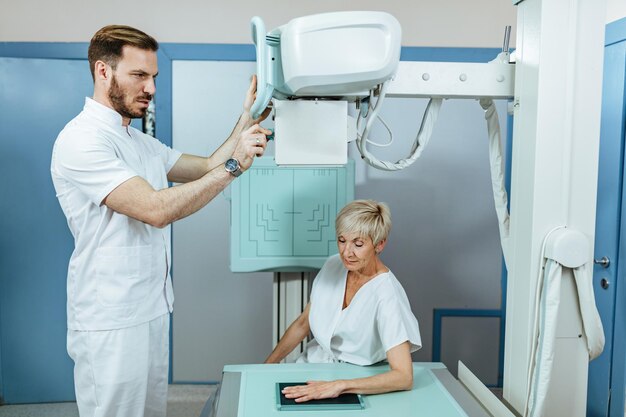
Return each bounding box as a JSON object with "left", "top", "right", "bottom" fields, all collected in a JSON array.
[{"left": 223, "top": 1, "right": 607, "bottom": 416}]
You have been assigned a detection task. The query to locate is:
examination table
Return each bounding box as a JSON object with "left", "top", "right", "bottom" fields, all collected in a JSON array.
[{"left": 201, "top": 362, "right": 494, "bottom": 416}]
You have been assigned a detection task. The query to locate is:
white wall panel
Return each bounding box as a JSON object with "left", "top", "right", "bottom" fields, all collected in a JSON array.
[{"left": 172, "top": 60, "right": 273, "bottom": 382}]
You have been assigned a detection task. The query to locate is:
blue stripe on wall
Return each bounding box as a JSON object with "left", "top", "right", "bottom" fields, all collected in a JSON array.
[
  {"left": 606, "top": 16, "right": 626, "bottom": 47},
  {"left": 401, "top": 47, "right": 502, "bottom": 62},
  {"left": 155, "top": 49, "right": 173, "bottom": 149},
  {"left": 0, "top": 43, "right": 87, "bottom": 59},
  {"left": 160, "top": 44, "right": 503, "bottom": 63},
  {"left": 161, "top": 43, "right": 256, "bottom": 61}
]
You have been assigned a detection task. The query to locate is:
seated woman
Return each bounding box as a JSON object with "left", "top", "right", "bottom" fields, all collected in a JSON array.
[{"left": 265, "top": 199, "right": 421, "bottom": 402}]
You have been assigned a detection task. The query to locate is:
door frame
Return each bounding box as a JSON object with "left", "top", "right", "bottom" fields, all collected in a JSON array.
[
  {"left": 609, "top": 16, "right": 626, "bottom": 417},
  {"left": 588, "top": 16, "right": 626, "bottom": 417}
]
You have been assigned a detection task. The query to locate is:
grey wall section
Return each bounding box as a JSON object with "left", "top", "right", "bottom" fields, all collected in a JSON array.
[
  {"left": 5, "top": 1, "right": 626, "bottom": 43},
  {"left": 0, "top": 1, "right": 517, "bottom": 47},
  {"left": 441, "top": 317, "right": 500, "bottom": 384},
  {"left": 351, "top": 97, "right": 506, "bottom": 385},
  {"left": 171, "top": 59, "right": 507, "bottom": 383},
  {"left": 172, "top": 61, "right": 274, "bottom": 382}
]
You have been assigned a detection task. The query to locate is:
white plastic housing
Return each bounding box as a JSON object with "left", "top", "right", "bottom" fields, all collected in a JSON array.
[
  {"left": 272, "top": 11, "right": 401, "bottom": 96},
  {"left": 274, "top": 100, "right": 348, "bottom": 166}
]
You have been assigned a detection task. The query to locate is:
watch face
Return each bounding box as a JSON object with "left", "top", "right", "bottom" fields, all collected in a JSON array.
[{"left": 225, "top": 158, "right": 239, "bottom": 172}]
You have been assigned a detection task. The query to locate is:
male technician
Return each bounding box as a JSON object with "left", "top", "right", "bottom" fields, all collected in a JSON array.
[{"left": 51, "top": 25, "right": 271, "bottom": 417}]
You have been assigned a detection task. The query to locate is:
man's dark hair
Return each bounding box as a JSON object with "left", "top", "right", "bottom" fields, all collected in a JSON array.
[{"left": 87, "top": 25, "right": 158, "bottom": 81}]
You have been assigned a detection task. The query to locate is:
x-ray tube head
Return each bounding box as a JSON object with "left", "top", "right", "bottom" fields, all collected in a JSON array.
[{"left": 250, "top": 11, "right": 402, "bottom": 118}]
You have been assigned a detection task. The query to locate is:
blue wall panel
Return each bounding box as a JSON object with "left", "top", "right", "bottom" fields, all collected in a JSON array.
[{"left": 0, "top": 57, "right": 93, "bottom": 403}]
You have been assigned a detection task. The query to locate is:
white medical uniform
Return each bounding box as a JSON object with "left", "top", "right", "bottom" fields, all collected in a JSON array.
[
  {"left": 51, "top": 98, "right": 182, "bottom": 417},
  {"left": 298, "top": 254, "right": 422, "bottom": 365}
]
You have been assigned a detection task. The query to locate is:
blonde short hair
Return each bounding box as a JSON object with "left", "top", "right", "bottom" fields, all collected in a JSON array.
[
  {"left": 335, "top": 200, "right": 392, "bottom": 246},
  {"left": 88, "top": 25, "right": 158, "bottom": 81}
]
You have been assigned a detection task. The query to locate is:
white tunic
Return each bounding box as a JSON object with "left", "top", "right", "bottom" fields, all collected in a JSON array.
[
  {"left": 51, "top": 98, "right": 182, "bottom": 331},
  {"left": 299, "top": 254, "right": 422, "bottom": 365}
]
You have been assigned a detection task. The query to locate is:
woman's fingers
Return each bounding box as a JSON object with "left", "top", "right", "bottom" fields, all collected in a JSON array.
[{"left": 282, "top": 381, "right": 340, "bottom": 402}]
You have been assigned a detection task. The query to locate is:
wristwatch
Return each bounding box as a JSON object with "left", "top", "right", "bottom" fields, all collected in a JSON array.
[{"left": 224, "top": 157, "right": 242, "bottom": 177}]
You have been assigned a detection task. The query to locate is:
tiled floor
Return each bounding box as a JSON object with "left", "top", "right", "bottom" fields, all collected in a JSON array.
[{"left": 0, "top": 384, "right": 217, "bottom": 417}]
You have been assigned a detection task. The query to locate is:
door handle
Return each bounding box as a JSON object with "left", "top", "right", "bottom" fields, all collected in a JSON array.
[{"left": 593, "top": 256, "right": 610, "bottom": 268}]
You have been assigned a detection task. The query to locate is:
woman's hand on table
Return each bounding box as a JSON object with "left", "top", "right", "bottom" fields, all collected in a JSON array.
[{"left": 282, "top": 380, "right": 347, "bottom": 402}]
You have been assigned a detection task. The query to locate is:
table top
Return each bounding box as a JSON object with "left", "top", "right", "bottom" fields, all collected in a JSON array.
[{"left": 210, "top": 362, "right": 491, "bottom": 417}]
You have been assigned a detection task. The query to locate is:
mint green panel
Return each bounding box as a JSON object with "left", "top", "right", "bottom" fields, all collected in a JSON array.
[
  {"left": 230, "top": 157, "right": 355, "bottom": 272},
  {"left": 293, "top": 169, "right": 344, "bottom": 257},
  {"left": 247, "top": 168, "right": 294, "bottom": 256}
]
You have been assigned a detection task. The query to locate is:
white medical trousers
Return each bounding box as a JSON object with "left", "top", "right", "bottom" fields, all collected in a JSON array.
[{"left": 67, "top": 314, "right": 170, "bottom": 417}]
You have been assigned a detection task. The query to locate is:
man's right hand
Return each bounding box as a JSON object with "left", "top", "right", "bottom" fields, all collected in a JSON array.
[{"left": 233, "top": 123, "right": 272, "bottom": 171}]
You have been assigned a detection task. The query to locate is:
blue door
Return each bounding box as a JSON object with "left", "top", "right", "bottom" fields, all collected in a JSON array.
[
  {"left": 588, "top": 18, "right": 626, "bottom": 417},
  {"left": 0, "top": 53, "right": 92, "bottom": 403}
]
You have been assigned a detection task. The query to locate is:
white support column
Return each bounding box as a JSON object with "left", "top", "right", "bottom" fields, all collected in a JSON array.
[
  {"left": 504, "top": 0, "right": 606, "bottom": 415},
  {"left": 272, "top": 272, "right": 310, "bottom": 363}
]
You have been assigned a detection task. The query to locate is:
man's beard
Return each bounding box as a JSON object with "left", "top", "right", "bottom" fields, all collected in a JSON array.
[{"left": 108, "top": 74, "right": 152, "bottom": 120}]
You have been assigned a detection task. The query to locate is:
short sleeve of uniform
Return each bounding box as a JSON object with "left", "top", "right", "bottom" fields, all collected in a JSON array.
[
  {"left": 53, "top": 128, "right": 139, "bottom": 206},
  {"left": 376, "top": 288, "right": 422, "bottom": 354},
  {"left": 146, "top": 134, "right": 182, "bottom": 174}
]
